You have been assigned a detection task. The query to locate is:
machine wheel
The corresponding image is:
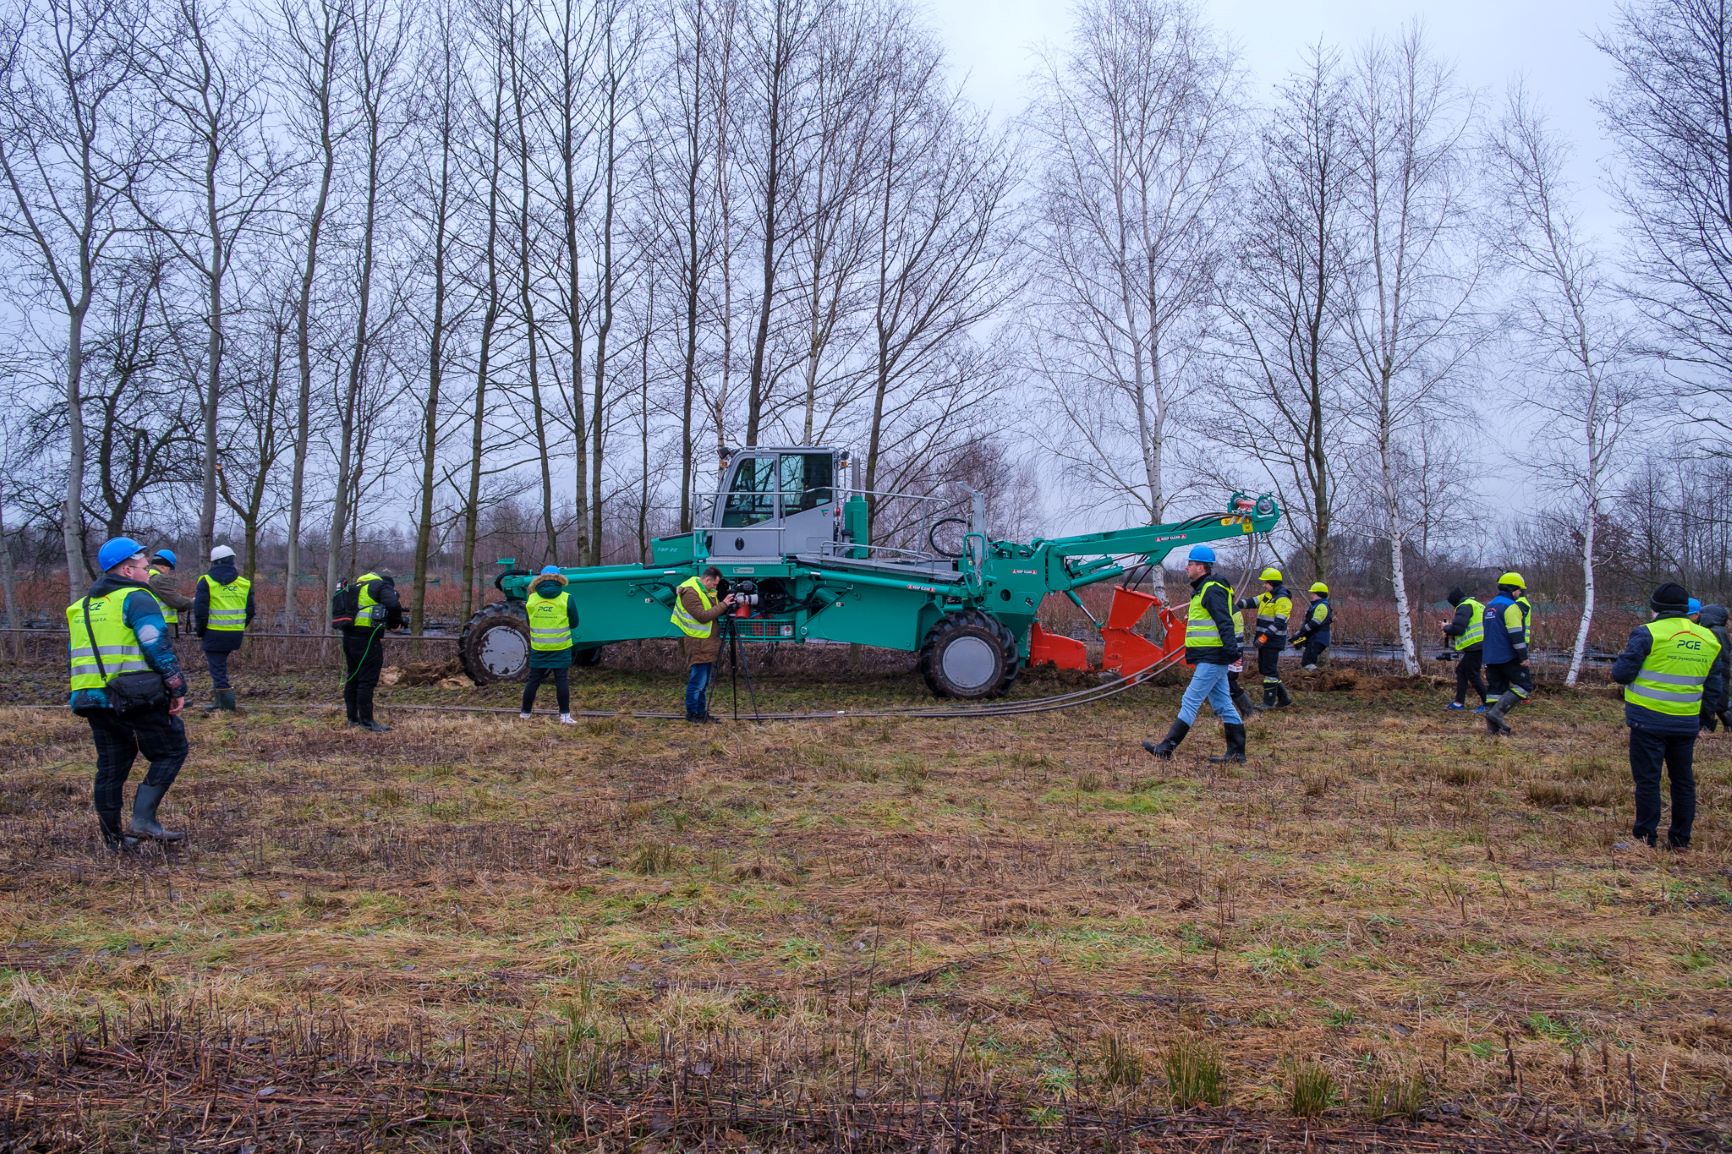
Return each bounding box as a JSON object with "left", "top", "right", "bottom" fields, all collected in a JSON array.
[
  {"left": 919, "top": 611, "right": 1017, "bottom": 700},
  {"left": 573, "top": 645, "right": 606, "bottom": 668},
  {"left": 459, "top": 601, "right": 531, "bottom": 684}
]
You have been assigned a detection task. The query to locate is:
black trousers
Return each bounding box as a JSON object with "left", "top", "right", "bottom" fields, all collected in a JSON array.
[
  {"left": 522, "top": 666, "right": 571, "bottom": 713},
  {"left": 1454, "top": 647, "right": 1487, "bottom": 705},
  {"left": 1630, "top": 727, "right": 1697, "bottom": 848},
  {"left": 1486, "top": 660, "right": 1532, "bottom": 699},
  {"left": 204, "top": 647, "right": 231, "bottom": 691},
  {"left": 1256, "top": 644, "right": 1283, "bottom": 682},
  {"left": 342, "top": 628, "right": 385, "bottom": 722},
  {"left": 88, "top": 708, "right": 188, "bottom": 831}
]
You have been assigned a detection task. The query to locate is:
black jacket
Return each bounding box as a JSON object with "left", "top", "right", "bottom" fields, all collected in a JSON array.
[
  {"left": 1185, "top": 572, "right": 1241, "bottom": 666},
  {"left": 1699, "top": 604, "right": 1730, "bottom": 716},
  {"left": 1442, "top": 599, "right": 1481, "bottom": 649},
  {"left": 193, "top": 559, "right": 255, "bottom": 653},
  {"left": 350, "top": 575, "right": 405, "bottom": 632}
]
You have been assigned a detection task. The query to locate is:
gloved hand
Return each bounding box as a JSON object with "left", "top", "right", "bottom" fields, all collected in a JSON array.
[
  {"left": 1256, "top": 633, "right": 1269, "bottom": 646},
  {"left": 1703, "top": 711, "right": 1721, "bottom": 733}
]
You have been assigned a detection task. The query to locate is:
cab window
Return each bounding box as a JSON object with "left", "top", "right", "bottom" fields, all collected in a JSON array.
[
  {"left": 721, "top": 456, "right": 778, "bottom": 526},
  {"left": 779, "top": 453, "right": 834, "bottom": 513}
]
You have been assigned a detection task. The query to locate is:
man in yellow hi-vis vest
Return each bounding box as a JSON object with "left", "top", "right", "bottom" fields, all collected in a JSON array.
[
  {"left": 1611, "top": 582, "right": 1723, "bottom": 850},
  {"left": 69, "top": 536, "right": 191, "bottom": 849},
  {"left": 671, "top": 566, "right": 737, "bottom": 722},
  {"left": 193, "top": 545, "right": 253, "bottom": 712}
]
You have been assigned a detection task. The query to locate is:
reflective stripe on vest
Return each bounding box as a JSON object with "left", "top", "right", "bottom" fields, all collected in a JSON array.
[
  {"left": 1254, "top": 590, "right": 1292, "bottom": 632},
  {"left": 148, "top": 568, "right": 177, "bottom": 623},
  {"left": 200, "top": 574, "right": 250, "bottom": 632},
  {"left": 1186, "top": 579, "right": 1231, "bottom": 648},
  {"left": 527, "top": 590, "right": 573, "bottom": 650},
  {"left": 355, "top": 573, "right": 383, "bottom": 628},
  {"left": 66, "top": 589, "right": 147, "bottom": 691},
  {"left": 1455, "top": 598, "right": 1485, "bottom": 650},
  {"left": 670, "top": 576, "right": 717, "bottom": 638},
  {"left": 1625, "top": 618, "right": 1720, "bottom": 717}
]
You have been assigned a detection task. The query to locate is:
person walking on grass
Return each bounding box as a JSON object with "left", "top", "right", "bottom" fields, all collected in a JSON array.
[
  {"left": 671, "top": 566, "right": 737, "bottom": 723},
  {"left": 193, "top": 545, "right": 253, "bottom": 712},
  {"left": 1442, "top": 586, "right": 1488, "bottom": 712},
  {"left": 69, "top": 537, "right": 190, "bottom": 850},
  {"left": 521, "top": 565, "right": 579, "bottom": 725},
  {"left": 1480, "top": 572, "right": 1532, "bottom": 736},
  {"left": 1141, "top": 545, "right": 1245, "bottom": 764},
  {"left": 1611, "top": 583, "right": 1721, "bottom": 851}
]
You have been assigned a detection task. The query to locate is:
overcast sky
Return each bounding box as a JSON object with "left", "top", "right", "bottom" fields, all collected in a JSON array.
[{"left": 923, "top": 0, "right": 1626, "bottom": 243}]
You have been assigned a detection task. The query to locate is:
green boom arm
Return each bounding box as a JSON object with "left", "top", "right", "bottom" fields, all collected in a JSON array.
[{"left": 1027, "top": 492, "right": 1282, "bottom": 594}]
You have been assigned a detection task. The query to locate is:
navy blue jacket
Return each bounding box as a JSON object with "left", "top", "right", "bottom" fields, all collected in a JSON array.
[
  {"left": 1611, "top": 613, "right": 1725, "bottom": 736},
  {"left": 1292, "top": 596, "right": 1332, "bottom": 647},
  {"left": 1185, "top": 573, "right": 1241, "bottom": 666},
  {"left": 1481, "top": 594, "right": 1528, "bottom": 665},
  {"left": 68, "top": 574, "right": 188, "bottom": 711},
  {"left": 193, "top": 559, "right": 255, "bottom": 653}
]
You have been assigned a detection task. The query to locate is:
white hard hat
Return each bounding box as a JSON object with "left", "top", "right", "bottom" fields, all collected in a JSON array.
[{"left": 210, "top": 545, "right": 236, "bottom": 562}]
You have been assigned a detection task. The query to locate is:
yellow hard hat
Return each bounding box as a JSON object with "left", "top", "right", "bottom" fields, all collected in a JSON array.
[
  {"left": 1259, "top": 567, "right": 1283, "bottom": 583},
  {"left": 1309, "top": 581, "right": 1329, "bottom": 595},
  {"left": 1498, "top": 571, "right": 1526, "bottom": 590}
]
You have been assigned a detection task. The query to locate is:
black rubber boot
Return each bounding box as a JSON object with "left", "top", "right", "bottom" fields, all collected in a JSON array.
[
  {"left": 1274, "top": 682, "right": 1294, "bottom": 709},
  {"left": 1232, "top": 687, "right": 1261, "bottom": 717},
  {"left": 97, "top": 809, "right": 138, "bottom": 852},
  {"left": 1142, "top": 719, "right": 1190, "bottom": 760},
  {"left": 217, "top": 690, "right": 239, "bottom": 712},
  {"left": 1208, "top": 723, "right": 1247, "bottom": 764},
  {"left": 1484, "top": 692, "right": 1520, "bottom": 735},
  {"left": 129, "top": 783, "right": 185, "bottom": 842},
  {"left": 1262, "top": 686, "right": 1279, "bottom": 709}
]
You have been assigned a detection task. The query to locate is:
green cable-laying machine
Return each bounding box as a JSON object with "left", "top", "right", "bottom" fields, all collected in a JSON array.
[{"left": 460, "top": 446, "right": 1281, "bottom": 699}]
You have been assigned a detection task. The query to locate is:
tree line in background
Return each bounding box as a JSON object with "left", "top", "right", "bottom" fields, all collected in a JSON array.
[{"left": 0, "top": 0, "right": 1725, "bottom": 678}]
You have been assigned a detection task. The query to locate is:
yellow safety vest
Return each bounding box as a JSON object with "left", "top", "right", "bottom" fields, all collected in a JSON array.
[
  {"left": 670, "top": 576, "right": 717, "bottom": 639},
  {"left": 67, "top": 589, "right": 148, "bottom": 691},
  {"left": 199, "top": 573, "right": 250, "bottom": 632},
  {"left": 147, "top": 568, "right": 177, "bottom": 624},
  {"left": 527, "top": 590, "right": 573, "bottom": 651},
  {"left": 1625, "top": 617, "right": 1720, "bottom": 718},
  {"left": 354, "top": 573, "right": 385, "bottom": 628},
  {"left": 1455, "top": 597, "right": 1485, "bottom": 651},
  {"left": 1186, "top": 579, "right": 1231, "bottom": 649}
]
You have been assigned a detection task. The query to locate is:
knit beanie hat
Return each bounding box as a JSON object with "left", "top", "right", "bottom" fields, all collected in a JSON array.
[
  {"left": 1650, "top": 582, "right": 1690, "bottom": 614},
  {"left": 1446, "top": 586, "right": 1464, "bottom": 606}
]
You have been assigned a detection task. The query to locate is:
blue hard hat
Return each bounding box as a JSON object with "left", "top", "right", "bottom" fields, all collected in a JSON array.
[
  {"left": 97, "top": 536, "right": 146, "bottom": 571},
  {"left": 151, "top": 548, "right": 177, "bottom": 568},
  {"left": 1187, "top": 545, "right": 1216, "bottom": 564},
  {"left": 539, "top": 565, "right": 561, "bottom": 576},
  {"left": 1689, "top": 597, "right": 1702, "bottom": 615}
]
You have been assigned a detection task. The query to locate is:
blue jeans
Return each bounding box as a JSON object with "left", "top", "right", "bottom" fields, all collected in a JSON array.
[
  {"left": 1177, "top": 661, "right": 1242, "bottom": 725},
  {"left": 685, "top": 662, "right": 713, "bottom": 718}
]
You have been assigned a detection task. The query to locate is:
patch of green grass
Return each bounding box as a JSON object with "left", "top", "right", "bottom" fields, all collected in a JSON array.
[
  {"left": 1527, "top": 1013, "right": 1588, "bottom": 1047},
  {"left": 1164, "top": 1041, "right": 1224, "bottom": 1109},
  {"left": 1288, "top": 1060, "right": 1338, "bottom": 1117}
]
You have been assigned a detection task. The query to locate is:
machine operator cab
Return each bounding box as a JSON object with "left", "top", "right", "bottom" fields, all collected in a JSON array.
[{"left": 705, "top": 447, "right": 849, "bottom": 561}]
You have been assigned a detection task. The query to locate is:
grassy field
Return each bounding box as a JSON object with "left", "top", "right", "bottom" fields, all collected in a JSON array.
[{"left": 1, "top": 662, "right": 1730, "bottom": 1151}]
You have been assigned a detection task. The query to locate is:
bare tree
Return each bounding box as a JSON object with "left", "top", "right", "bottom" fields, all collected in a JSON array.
[
  {"left": 1595, "top": 0, "right": 1732, "bottom": 439},
  {"left": 0, "top": 0, "right": 152, "bottom": 593},
  {"left": 134, "top": 0, "right": 286, "bottom": 564},
  {"left": 1487, "top": 85, "right": 1644, "bottom": 684},
  {"left": 274, "top": 0, "right": 351, "bottom": 629},
  {"left": 1221, "top": 45, "right": 1354, "bottom": 579},
  {"left": 1026, "top": 0, "right": 1239, "bottom": 522},
  {"left": 1339, "top": 27, "right": 1481, "bottom": 674}
]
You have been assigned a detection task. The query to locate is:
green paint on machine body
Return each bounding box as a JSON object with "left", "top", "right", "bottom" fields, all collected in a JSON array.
[{"left": 460, "top": 446, "right": 1281, "bottom": 700}]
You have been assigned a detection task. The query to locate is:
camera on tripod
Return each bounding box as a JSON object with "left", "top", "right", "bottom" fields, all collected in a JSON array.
[{"left": 726, "top": 578, "right": 760, "bottom": 612}]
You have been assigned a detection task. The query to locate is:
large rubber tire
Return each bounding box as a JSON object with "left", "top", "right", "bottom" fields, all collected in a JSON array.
[
  {"left": 573, "top": 645, "right": 606, "bottom": 668},
  {"left": 459, "top": 601, "right": 531, "bottom": 685},
  {"left": 919, "top": 611, "right": 1018, "bottom": 700}
]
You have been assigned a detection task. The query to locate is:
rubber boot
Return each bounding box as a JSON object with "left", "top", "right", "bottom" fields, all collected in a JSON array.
[
  {"left": 217, "top": 690, "right": 239, "bottom": 712},
  {"left": 201, "top": 696, "right": 222, "bottom": 713},
  {"left": 1207, "top": 723, "right": 1247, "bottom": 764},
  {"left": 1483, "top": 692, "right": 1521, "bottom": 736},
  {"left": 129, "top": 783, "right": 185, "bottom": 842},
  {"left": 1274, "top": 682, "right": 1294, "bottom": 709},
  {"left": 1232, "top": 687, "right": 1261, "bottom": 717},
  {"left": 1142, "top": 719, "right": 1190, "bottom": 760},
  {"left": 1262, "top": 686, "right": 1279, "bottom": 709}
]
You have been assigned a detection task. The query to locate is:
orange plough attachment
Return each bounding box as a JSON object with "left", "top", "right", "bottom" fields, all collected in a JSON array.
[{"left": 1027, "top": 587, "right": 1190, "bottom": 677}]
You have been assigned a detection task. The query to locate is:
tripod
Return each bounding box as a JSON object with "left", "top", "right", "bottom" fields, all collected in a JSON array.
[{"left": 721, "top": 612, "right": 763, "bottom": 722}]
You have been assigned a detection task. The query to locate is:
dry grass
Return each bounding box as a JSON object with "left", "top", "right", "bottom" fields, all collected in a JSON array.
[{"left": 0, "top": 667, "right": 1729, "bottom": 1150}]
